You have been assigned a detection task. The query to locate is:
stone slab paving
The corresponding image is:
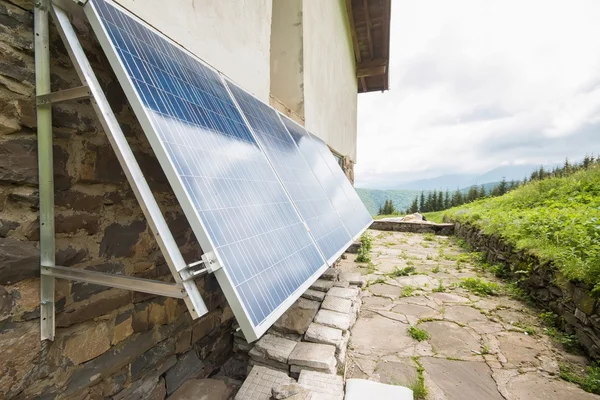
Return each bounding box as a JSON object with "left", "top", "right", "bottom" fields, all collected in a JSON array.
[{"left": 342, "top": 230, "right": 600, "bottom": 400}]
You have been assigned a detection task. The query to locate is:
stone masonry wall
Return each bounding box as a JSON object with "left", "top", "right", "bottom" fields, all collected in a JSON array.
[
  {"left": 370, "top": 220, "right": 454, "bottom": 235},
  {"left": 454, "top": 222, "right": 600, "bottom": 360},
  {"left": 0, "top": 2, "right": 234, "bottom": 398}
]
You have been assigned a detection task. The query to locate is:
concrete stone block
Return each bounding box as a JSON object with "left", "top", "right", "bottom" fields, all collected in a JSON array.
[
  {"left": 298, "top": 370, "right": 344, "bottom": 399},
  {"left": 235, "top": 366, "right": 293, "bottom": 400},
  {"left": 288, "top": 342, "right": 336, "bottom": 371},
  {"left": 321, "top": 267, "right": 339, "bottom": 281},
  {"left": 305, "top": 323, "right": 343, "bottom": 346},
  {"left": 251, "top": 334, "right": 297, "bottom": 363},
  {"left": 314, "top": 309, "right": 351, "bottom": 331},
  {"left": 327, "top": 286, "right": 360, "bottom": 300},
  {"left": 311, "top": 279, "right": 333, "bottom": 292},
  {"left": 322, "top": 295, "right": 352, "bottom": 314},
  {"left": 302, "top": 289, "right": 326, "bottom": 302},
  {"left": 273, "top": 297, "right": 320, "bottom": 335}
]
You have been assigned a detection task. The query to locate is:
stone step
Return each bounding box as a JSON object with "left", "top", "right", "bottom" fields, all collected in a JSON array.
[
  {"left": 311, "top": 279, "right": 334, "bottom": 292},
  {"left": 288, "top": 342, "right": 337, "bottom": 372},
  {"left": 302, "top": 289, "right": 326, "bottom": 302},
  {"left": 322, "top": 295, "right": 353, "bottom": 314},
  {"left": 305, "top": 323, "right": 343, "bottom": 346},
  {"left": 314, "top": 309, "right": 351, "bottom": 331}
]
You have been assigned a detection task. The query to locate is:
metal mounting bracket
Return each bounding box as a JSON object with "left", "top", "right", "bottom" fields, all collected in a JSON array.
[{"left": 35, "top": 0, "right": 208, "bottom": 341}]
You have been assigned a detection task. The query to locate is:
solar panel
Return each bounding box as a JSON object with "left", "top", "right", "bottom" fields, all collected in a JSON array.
[
  {"left": 86, "top": 0, "right": 328, "bottom": 341},
  {"left": 226, "top": 81, "right": 352, "bottom": 264},
  {"left": 280, "top": 116, "right": 373, "bottom": 239}
]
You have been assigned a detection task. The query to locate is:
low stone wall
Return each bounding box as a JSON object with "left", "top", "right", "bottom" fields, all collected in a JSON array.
[
  {"left": 370, "top": 220, "right": 454, "bottom": 235},
  {"left": 454, "top": 222, "right": 600, "bottom": 360}
]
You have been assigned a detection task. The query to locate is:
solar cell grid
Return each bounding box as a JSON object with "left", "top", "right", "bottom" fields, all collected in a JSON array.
[
  {"left": 89, "top": 0, "right": 328, "bottom": 338},
  {"left": 280, "top": 116, "right": 373, "bottom": 239},
  {"left": 226, "top": 81, "right": 352, "bottom": 264}
]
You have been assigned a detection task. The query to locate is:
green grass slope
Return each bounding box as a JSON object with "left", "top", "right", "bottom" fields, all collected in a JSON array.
[{"left": 430, "top": 166, "right": 600, "bottom": 290}]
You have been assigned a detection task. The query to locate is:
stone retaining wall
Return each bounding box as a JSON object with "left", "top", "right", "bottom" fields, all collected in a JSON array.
[
  {"left": 454, "top": 222, "right": 600, "bottom": 360},
  {"left": 0, "top": 3, "right": 233, "bottom": 398},
  {"left": 370, "top": 220, "right": 454, "bottom": 235}
]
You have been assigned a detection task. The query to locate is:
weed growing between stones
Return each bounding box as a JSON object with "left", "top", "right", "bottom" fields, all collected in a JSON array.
[
  {"left": 355, "top": 232, "right": 373, "bottom": 263},
  {"left": 540, "top": 312, "right": 582, "bottom": 353},
  {"left": 401, "top": 286, "right": 417, "bottom": 297},
  {"left": 457, "top": 277, "right": 500, "bottom": 296},
  {"left": 431, "top": 265, "right": 441, "bottom": 273},
  {"left": 432, "top": 280, "right": 446, "bottom": 293},
  {"left": 560, "top": 362, "right": 600, "bottom": 395},
  {"left": 423, "top": 233, "right": 435, "bottom": 242},
  {"left": 368, "top": 278, "right": 387, "bottom": 286},
  {"left": 408, "top": 326, "right": 430, "bottom": 341},
  {"left": 513, "top": 322, "right": 537, "bottom": 336},
  {"left": 388, "top": 266, "right": 416, "bottom": 277},
  {"left": 410, "top": 357, "right": 428, "bottom": 400}
]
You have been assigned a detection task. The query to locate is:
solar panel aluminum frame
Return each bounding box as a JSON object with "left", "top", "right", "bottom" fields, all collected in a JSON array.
[
  {"left": 277, "top": 113, "right": 373, "bottom": 242},
  {"left": 82, "top": 0, "right": 331, "bottom": 342}
]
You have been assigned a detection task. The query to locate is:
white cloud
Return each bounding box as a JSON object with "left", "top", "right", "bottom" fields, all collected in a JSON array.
[{"left": 356, "top": 0, "right": 600, "bottom": 188}]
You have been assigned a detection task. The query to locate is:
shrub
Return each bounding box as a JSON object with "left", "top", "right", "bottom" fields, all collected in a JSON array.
[{"left": 355, "top": 232, "right": 373, "bottom": 263}]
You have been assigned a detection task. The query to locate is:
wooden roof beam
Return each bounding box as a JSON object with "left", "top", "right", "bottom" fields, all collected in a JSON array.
[
  {"left": 363, "top": 0, "right": 374, "bottom": 59},
  {"left": 357, "top": 64, "right": 386, "bottom": 78},
  {"left": 345, "top": 0, "right": 362, "bottom": 63}
]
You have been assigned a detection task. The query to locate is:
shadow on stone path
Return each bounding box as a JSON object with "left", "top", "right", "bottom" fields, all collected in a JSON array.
[{"left": 339, "top": 230, "right": 600, "bottom": 400}]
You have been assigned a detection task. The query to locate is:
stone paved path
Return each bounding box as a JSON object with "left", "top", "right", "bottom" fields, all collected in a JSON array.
[{"left": 339, "top": 230, "right": 600, "bottom": 400}]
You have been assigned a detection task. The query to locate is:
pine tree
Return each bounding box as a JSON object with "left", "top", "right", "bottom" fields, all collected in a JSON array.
[
  {"left": 497, "top": 177, "right": 508, "bottom": 196},
  {"left": 419, "top": 191, "right": 426, "bottom": 212},
  {"left": 466, "top": 185, "right": 478, "bottom": 202},
  {"left": 408, "top": 196, "right": 419, "bottom": 214},
  {"left": 478, "top": 185, "right": 486, "bottom": 199},
  {"left": 444, "top": 190, "right": 451, "bottom": 209}
]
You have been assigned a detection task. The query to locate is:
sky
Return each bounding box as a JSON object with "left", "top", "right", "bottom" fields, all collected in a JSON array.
[{"left": 355, "top": 0, "right": 600, "bottom": 189}]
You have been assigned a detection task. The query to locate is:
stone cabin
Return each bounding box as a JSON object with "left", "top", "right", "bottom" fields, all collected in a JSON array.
[{"left": 0, "top": 0, "right": 390, "bottom": 398}]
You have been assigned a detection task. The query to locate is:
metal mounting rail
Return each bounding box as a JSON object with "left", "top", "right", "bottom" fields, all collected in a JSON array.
[
  {"left": 35, "top": 0, "right": 209, "bottom": 341},
  {"left": 42, "top": 266, "right": 187, "bottom": 298}
]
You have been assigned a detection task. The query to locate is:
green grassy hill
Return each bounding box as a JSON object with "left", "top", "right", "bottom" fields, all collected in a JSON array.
[{"left": 427, "top": 166, "right": 600, "bottom": 290}]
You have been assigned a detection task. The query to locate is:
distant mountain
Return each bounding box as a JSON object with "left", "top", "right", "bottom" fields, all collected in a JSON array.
[
  {"left": 395, "top": 164, "right": 559, "bottom": 191},
  {"left": 356, "top": 188, "right": 422, "bottom": 215},
  {"left": 357, "top": 182, "right": 502, "bottom": 216}
]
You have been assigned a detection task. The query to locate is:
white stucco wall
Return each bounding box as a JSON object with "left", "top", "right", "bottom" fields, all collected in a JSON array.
[
  {"left": 270, "top": 0, "right": 304, "bottom": 117},
  {"left": 302, "top": 0, "right": 358, "bottom": 162},
  {"left": 113, "top": 0, "right": 272, "bottom": 102}
]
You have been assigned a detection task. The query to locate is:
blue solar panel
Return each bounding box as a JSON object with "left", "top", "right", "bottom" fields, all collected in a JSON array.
[
  {"left": 280, "top": 116, "right": 373, "bottom": 239},
  {"left": 226, "top": 81, "right": 352, "bottom": 264},
  {"left": 88, "top": 0, "right": 328, "bottom": 339}
]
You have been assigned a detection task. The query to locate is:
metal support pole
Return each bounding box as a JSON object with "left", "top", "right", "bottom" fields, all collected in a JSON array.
[
  {"left": 35, "top": 0, "right": 56, "bottom": 341},
  {"left": 50, "top": 5, "right": 208, "bottom": 319}
]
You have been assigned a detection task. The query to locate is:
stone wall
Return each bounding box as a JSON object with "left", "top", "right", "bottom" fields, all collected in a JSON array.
[
  {"left": 0, "top": 2, "right": 234, "bottom": 398},
  {"left": 370, "top": 220, "right": 454, "bottom": 235},
  {"left": 454, "top": 222, "right": 600, "bottom": 360}
]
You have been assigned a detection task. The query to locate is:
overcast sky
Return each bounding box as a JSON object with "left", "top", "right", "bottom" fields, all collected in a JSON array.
[{"left": 355, "top": 0, "right": 600, "bottom": 188}]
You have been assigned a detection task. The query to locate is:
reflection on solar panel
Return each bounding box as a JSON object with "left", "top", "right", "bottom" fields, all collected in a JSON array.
[
  {"left": 226, "top": 81, "right": 352, "bottom": 264},
  {"left": 87, "top": 0, "right": 328, "bottom": 341},
  {"left": 280, "top": 116, "right": 373, "bottom": 239}
]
